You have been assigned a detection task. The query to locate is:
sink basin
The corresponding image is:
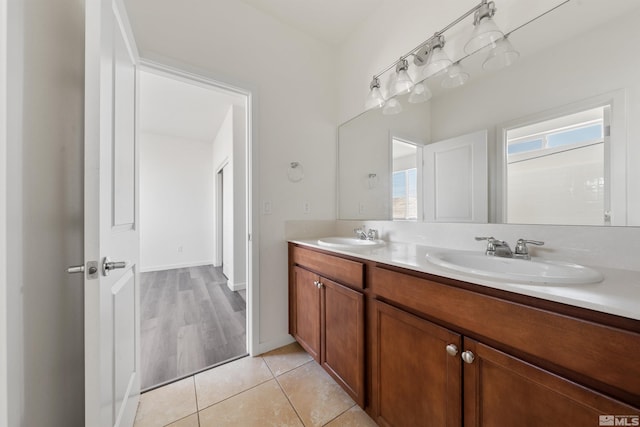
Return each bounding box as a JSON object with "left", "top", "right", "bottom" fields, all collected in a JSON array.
[
  {"left": 317, "top": 237, "right": 386, "bottom": 249},
  {"left": 425, "top": 250, "right": 603, "bottom": 285}
]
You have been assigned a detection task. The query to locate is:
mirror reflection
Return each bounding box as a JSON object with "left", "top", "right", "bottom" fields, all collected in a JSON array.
[
  {"left": 392, "top": 139, "right": 419, "bottom": 221},
  {"left": 504, "top": 106, "right": 607, "bottom": 226},
  {"left": 337, "top": 0, "right": 640, "bottom": 226}
]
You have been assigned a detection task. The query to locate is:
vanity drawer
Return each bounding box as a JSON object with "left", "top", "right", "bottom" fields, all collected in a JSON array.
[
  {"left": 371, "top": 265, "right": 640, "bottom": 406},
  {"left": 291, "top": 246, "right": 364, "bottom": 289}
]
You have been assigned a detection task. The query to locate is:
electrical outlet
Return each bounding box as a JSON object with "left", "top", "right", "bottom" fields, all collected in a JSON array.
[
  {"left": 303, "top": 201, "right": 311, "bottom": 214},
  {"left": 177, "top": 246, "right": 183, "bottom": 253},
  {"left": 359, "top": 202, "right": 365, "bottom": 214}
]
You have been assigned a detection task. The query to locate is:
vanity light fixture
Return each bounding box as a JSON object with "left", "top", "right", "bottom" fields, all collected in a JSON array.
[
  {"left": 464, "top": 0, "right": 504, "bottom": 54},
  {"left": 408, "top": 82, "right": 432, "bottom": 104},
  {"left": 382, "top": 97, "right": 402, "bottom": 115},
  {"left": 482, "top": 35, "right": 519, "bottom": 70},
  {"left": 417, "top": 34, "right": 452, "bottom": 80},
  {"left": 364, "top": 0, "right": 514, "bottom": 113},
  {"left": 393, "top": 58, "right": 414, "bottom": 96},
  {"left": 441, "top": 62, "right": 470, "bottom": 88},
  {"left": 365, "top": 76, "right": 386, "bottom": 110}
]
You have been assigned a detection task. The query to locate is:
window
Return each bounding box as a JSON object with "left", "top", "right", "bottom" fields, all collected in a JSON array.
[
  {"left": 392, "top": 168, "right": 417, "bottom": 220},
  {"left": 505, "top": 106, "right": 607, "bottom": 225}
]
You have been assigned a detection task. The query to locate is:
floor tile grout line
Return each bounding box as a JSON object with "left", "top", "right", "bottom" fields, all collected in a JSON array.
[
  {"left": 161, "top": 410, "right": 198, "bottom": 427},
  {"left": 195, "top": 357, "right": 276, "bottom": 413},
  {"left": 271, "top": 363, "right": 308, "bottom": 427},
  {"left": 320, "top": 403, "right": 357, "bottom": 426},
  {"left": 193, "top": 356, "right": 258, "bottom": 412},
  {"left": 276, "top": 359, "right": 358, "bottom": 427}
]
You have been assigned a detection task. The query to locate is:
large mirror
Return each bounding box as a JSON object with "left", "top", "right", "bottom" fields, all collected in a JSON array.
[{"left": 337, "top": 0, "right": 640, "bottom": 226}]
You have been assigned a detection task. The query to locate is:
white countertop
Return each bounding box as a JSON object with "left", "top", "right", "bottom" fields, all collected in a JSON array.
[{"left": 289, "top": 239, "right": 640, "bottom": 321}]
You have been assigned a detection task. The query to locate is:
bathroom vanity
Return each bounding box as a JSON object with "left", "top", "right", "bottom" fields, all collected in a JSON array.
[{"left": 288, "top": 240, "right": 640, "bottom": 426}]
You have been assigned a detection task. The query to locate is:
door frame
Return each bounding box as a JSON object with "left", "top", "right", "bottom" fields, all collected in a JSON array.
[
  {"left": 214, "top": 159, "right": 229, "bottom": 268},
  {"left": 0, "top": 0, "right": 8, "bottom": 421},
  {"left": 138, "top": 59, "right": 259, "bottom": 356}
]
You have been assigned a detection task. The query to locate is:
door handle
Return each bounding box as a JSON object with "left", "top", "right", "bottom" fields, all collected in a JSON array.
[
  {"left": 67, "top": 265, "right": 85, "bottom": 274},
  {"left": 102, "top": 257, "right": 127, "bottom": 276},
  {"left": 67, "top": 261, "right": 99, "bottom": 279}
]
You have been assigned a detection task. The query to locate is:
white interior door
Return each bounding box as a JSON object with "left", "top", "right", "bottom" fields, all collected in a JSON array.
[
  {"left": 423, "top": 130, "right": 488, "bottom": 223},
  {"left": 85, "top": 0, "right": 140, "bottom": 425}
]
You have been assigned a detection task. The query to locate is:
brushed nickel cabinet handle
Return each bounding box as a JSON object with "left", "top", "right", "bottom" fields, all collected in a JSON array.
[
  {"left": 446, "top": 344, "right": 459, "bottom": 356},
  {"left": 461, "top": 350, "right": 475, "bottom": 364}
]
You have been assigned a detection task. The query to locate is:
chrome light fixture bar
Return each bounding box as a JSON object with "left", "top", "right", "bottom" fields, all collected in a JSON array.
[
  {"left": 364, "top": 0, "right": 508, "bottom": 114},
  {"left": 363, "top": 0, "right": 573, "bottom": 114}
]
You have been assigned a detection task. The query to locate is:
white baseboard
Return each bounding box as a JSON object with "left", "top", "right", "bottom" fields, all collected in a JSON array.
[
  {"left": 227, "top": 281, "right": 246, "bottom": 292},
  {"left": 140, "top": 260, "right": 213, "bottom": 273},
  {"left": 252, "top": 334, "right": 295, "bottom": 356}
]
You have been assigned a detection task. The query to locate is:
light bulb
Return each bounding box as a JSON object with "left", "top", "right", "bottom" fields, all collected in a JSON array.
[
  {"left": 364, "top": 77, "right": 386, "bottom": 110},
  {"left": 418, "top": 34, "right": 452, "bottom": 81},
  {"left": 393, "top": 58, "right": 414, "bottom": 96},
  {"left": 465, "top": 1, "right": 504, "bottom": 54}
]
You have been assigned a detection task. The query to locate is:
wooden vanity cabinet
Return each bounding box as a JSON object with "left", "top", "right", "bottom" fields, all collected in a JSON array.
[
  {"left": 290, "top": 266, "right": 321, "bottom": 360},
  {"left": 463, "top": 338, "right": 639, "bottom": 427},
  {"left": 370, "top": 265, "right": 640, "bottom": 426},
  {"left": 371, "top": 300, "right": 462, "bottom": 427},
  {"left": 289, "top": 245, "right": 365, "bottom": 406},
  {"left": 289, "top": 244, "right": 640, "bottom": 425}
]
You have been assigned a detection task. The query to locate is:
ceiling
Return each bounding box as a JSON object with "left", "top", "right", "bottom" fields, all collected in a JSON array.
[
  {"left": 139, "top": 71, "right": 245, "bottom": 142},
  {"left": 237, "top": 0, "right": 384, "bottom": 45}
]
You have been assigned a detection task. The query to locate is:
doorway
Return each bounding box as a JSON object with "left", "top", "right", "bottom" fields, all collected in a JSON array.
[{"left": 138, "top": 66, "right": 251, "bottom": 390}]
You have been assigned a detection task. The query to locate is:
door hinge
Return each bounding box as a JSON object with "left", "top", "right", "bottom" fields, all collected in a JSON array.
[{"left": 248, "top": 233, "right": 252, "bottom": 241}]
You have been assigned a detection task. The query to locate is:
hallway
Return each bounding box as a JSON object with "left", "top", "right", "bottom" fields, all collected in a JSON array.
[{"left": 140, "top": 265, "right": 247, "bottom": 390}]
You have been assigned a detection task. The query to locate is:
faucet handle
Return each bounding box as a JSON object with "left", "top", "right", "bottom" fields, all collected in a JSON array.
[
  {"left": 367, "top": 228, "right": 379, "bottom": 240},
  {"left": 514, "top": 239, "right": 544, "bottom": 259},
  {"left": 475, "top": 236, "right": 497, "bottom": 253}
]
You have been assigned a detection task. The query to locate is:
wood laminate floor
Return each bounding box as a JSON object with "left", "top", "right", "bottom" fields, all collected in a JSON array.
[{"left": 140, "top": 265, "right": 247, "bottom": 390}]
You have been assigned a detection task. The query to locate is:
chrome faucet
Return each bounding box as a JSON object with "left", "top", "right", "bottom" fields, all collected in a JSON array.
[
  {"left": 354, "top": 227, "right": 368, "bottom": 240},
  {"left": 354, "top": 227, "right": 379, "bottom": 241},
  {"left": 476, "top": 237, "right": 544, "bottom": 259},
  {"left": 477, "top": 237, "right": 513, "bottom": 257}
]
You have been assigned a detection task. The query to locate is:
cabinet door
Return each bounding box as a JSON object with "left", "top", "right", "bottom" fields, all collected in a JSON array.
[
  {"left": 321, "top": 278, "right": 365, "bottom": 407},
  {"left": 291, "top": 266, "right": 321, "bottom": 361},
  {"left": 372, "top": 300, "right": 462, "bottom": 427},
  {"left": 463, "top": 338, "right": 640, "bottom": 427}
]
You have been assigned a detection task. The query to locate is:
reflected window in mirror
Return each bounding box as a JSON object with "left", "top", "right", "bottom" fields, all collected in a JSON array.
[
  {"left": 505, "top": 106, "right": 609, "bottom": 226},
  {"left": 392, "top": 139, "right": 419, "bottom": 221}
]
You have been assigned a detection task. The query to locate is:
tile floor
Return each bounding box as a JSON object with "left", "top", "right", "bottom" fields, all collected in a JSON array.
[{"left": 134, "top": 342, "right": 378, "bottom": 427}]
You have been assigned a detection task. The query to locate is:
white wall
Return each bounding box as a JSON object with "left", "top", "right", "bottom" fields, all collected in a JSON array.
[
  {"left": 125, "top": 0, "right": 336, "bottom": 351},
  {"left": 5, "top": 0, "right": 85, "bottom": 424},
  {"left": 140, "top": 131, "right": 214, "bottom": 271}
]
